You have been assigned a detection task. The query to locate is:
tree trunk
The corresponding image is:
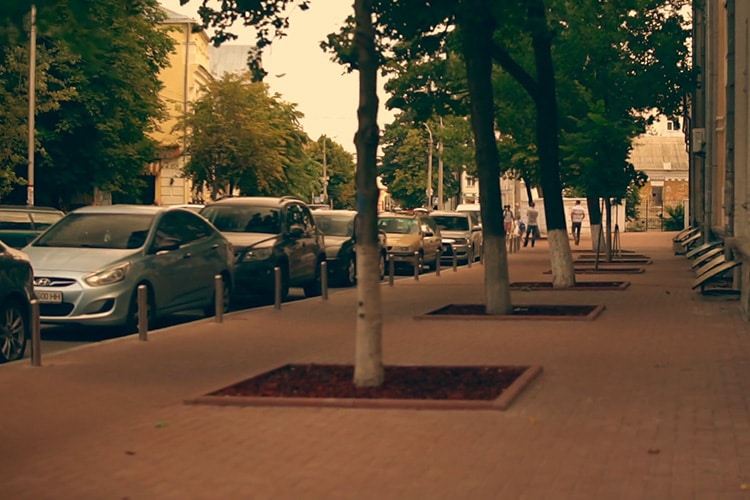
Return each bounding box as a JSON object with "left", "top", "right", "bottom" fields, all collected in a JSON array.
[
  {"left": 528, "top": 0, "right": 575, "bottom": 287},
  {"left": 352, "top": 0, "right": 383, "bottom": 388},
  {"left": 604, "top": 197, "right": 613, "bottom": 262},
  {"left": 586, "top": 197, "right": 604, "bottom": 254},
  {"left": 458, "top": 2, "right": 512, "bottom": 315}
]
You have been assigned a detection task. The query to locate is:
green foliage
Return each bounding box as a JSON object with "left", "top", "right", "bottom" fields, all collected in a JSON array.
[
  {"left": 308, "top": 136, "right": 356, "bottom": 209},
  {"left": 182, "top": 72, "right": 316, "bottom": 200},
  {"left": 663, "top": 203, "right": 685, "bottom": 231},
  {"left": 0, "top": 0, "right": 174, "bottom": 207}
]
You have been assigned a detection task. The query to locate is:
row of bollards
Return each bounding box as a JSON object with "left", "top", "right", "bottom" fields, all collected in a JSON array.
[{"left": 29, "top": 249, "right": 480, "bottom": 365}]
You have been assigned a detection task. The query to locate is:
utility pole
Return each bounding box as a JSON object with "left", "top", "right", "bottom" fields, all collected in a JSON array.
[
  {"left": 424, "top": 124, "right": 433, "bottom": 208},
  {"left": 437, "top": 116, "right": 444, "bottom": 210},
  {"left": 322, "top": 137, "right": 328, "bottom": 203},
  {"left": 27, "top": 4, "right": 36, "bottom": 206}
]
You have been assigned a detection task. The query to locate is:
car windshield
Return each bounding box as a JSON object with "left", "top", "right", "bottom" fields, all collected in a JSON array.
[
  {"left": 201, "top": 205, "right": 281, "bottom": 234},
  {"left": 315, "top": 214, "right": 354, "bottom": 237},
  {"left": 33, "top": 213, "right": 155, "bottom": 249},
  {"left": 378, "top": 217, "right": 419, "bottom": 234},
  {"left": 432, "top": 216, "right": 469, "bottom": 231}
]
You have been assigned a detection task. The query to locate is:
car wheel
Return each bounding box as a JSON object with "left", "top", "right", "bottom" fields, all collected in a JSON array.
[
  {"left": 0, "top": 299, "right": 28, "bottom": 363},
  {"left": 303, "top": 260, "right": 323, "bottom": 297},
  {"left": 343, "top": 254, "right": 357, "bottom": 287},
  {"left": 125, "top": 285, "right": 155, "bottom": 334},
  {"left": 204, "top": 274, "right": 230, "bottom": 317}
]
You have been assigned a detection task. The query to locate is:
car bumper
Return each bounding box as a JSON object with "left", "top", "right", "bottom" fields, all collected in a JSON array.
[
  {"left": 232, "top": 261, "right": 277, "bottom": 297},
  {"left": 33, "top": 273, "right": 133, "bottom": 327},
  {"left": 440, "top": 242, "right": 470, "bottom": 259}
]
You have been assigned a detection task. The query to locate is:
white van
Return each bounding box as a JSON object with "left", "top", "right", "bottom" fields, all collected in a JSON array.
[{"left": 456, "top": 203, "right": 481, "bottom": 226}]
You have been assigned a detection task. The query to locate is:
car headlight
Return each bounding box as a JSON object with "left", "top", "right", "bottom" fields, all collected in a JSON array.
[
  {"left": 84, "top": 262, "right": 131, "bottom": 287},
  {"left": 242, "top": 247, "right": 273, "bottom": 262}
]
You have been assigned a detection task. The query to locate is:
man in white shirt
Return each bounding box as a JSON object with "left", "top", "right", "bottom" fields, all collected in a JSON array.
[
  {"left": 523, "top": 202, "right": 540, "bottom": 247},
  {"left": 570, "top": 200, "right": 586, "bottom": 245}
]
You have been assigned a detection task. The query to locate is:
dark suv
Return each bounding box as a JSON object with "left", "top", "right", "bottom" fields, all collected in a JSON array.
[
  {"left": 0, "top": 240, "right": 33, "bottom": 362},
  {"left": 0, "top": 205, "right": 65, "bottom": 248},
  {"left": 200, "top": 197, "right": 326, "bottom": 302}
]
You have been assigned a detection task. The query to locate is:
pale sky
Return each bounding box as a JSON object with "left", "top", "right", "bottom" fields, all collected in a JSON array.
[{"left": 159, "top": 0, "right": 394, "bottom": 153}]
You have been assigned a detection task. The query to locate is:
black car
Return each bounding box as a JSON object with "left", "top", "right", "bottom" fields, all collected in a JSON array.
[
  {"left": 0, "top": 240, "right": 33, "bottom": 363},
  {"left": 0, "top": 205, "right": 65, "bottom": 249},
  {"left": 200, "top": 196, "right": 326, "bottom": 302},
  {"left": 314, "top": 209, "right": 387, "bottom": 286}
]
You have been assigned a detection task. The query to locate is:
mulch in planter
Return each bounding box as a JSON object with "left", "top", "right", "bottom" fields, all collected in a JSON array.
[
  {"left": 186, "top": 363, "right": 544, "bottom": 411},
  {"left": 510, "top": 281, "right": 629, "bottom": 291},
  {"left": 543, "top": 267, "right": 645, "bottom": 274},
  {"left": 574, "top": 258, "right": 652, "bottom": 265},
  {"left": 416, "top": 303, "right": 605, "bottom": 320}
]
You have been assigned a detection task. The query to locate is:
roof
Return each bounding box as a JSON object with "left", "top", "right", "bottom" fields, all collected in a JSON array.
[{"left": 628, "top": 135, "right": 689, "bottom": 173}]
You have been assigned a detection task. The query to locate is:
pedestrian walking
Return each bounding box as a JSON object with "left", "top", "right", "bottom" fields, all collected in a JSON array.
[
  {"left": 503, "top": 205, "right": 514, "bottom": 234},
  {"left": 570, "top": 200, "right": 586, "bottom": 245},
  {"left": 523, "top": 202, "right": 539, "bottom": 247}
]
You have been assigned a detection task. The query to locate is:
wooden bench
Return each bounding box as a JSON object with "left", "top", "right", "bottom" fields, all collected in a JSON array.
[
  {"left": 691, "top": 257, "right": 741, "bottom": 294},
  {"left": 673, "top": 227, "right": 701, "bottom": 254},
  {"left": 690, "top": 246, "right": 725, "bottom": 270},
  {"left": 685, "top": 240, "right": 723, "bottom": 260}
]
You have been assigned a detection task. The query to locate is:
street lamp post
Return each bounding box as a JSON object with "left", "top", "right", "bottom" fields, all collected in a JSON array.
[
  {"left": 425, "top": 124, "right": 433, "bottom": 208},
  {"left": 27, "top": 4, "right": 37, "bottom": 206}
]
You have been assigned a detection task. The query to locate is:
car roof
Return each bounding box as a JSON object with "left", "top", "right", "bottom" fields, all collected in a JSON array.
[
  {"left": 69, "top": 204, "right": 187, "bottom": 215},
  {"left": 313, "top": 209, "right": 357, "bottom": 216},
  {"left": 0, "top": 205, "right": 64, "bottom": 213},
  {"left": 378, "top": 212, "right": 423, "bottom": 218},
  {"left": 430, "top": 211, "right": 469, "bottom": 217},
  {"left": 204, "top": 196, "right": 306, "bottom": 207}
]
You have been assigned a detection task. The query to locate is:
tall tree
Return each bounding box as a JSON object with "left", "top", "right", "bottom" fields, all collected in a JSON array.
[
  {"left": 182, "top": 73, "right": 315, "bottom": 200},
  {"left": 7, "top": 0, "right": 175, "bottom": 208}
]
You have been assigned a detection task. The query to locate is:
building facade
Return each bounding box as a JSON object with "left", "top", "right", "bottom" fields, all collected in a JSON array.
[
  {"left": 151, "top": 8, "right": 212, "bottom": 205},
  {"left": 692, "top": 1, "right": 749, "bottom": 318}
]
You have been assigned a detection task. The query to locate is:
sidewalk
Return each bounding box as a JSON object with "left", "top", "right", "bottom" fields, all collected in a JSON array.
[{"left": 3, "top": 231, "right": 750, "bottom": 499}]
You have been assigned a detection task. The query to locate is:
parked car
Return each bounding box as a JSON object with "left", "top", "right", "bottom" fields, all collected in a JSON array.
[
  {"left": 0, "top": 240, "right": 33, "bottom": 362},
  {"left": 0, "top": 205, "right": 65, "bottom": 249},
  {"left": 455, "top": 203, "right": 481, "bottom": 227},
  {"left": 199, "top": 196, "right": 326, "bottom": 302},
  {"left": 377, "top": 212, "right": 442, "bottom": 273},
  {"left": 313, "top": 209, "right": 387, "bottom": 286},
  {"left": 23, "top": 205, "right": 234, "bottom": 330},
  {"left": 430, "top": 210, "right": 483, "bottom": 264}
]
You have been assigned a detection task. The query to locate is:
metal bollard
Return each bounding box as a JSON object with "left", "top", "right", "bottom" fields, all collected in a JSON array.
[
  {"left": 436, "top": 249, "right": 441, "bottom": 277},
  {"left": 413, "top": 251, "right": 420, "bottom": 281},
  {"left": 321, "top": 261, "right": 328, "bottom": 300},
  {"left": 214, "top": 274, "right": 224, "bottom": 323},
  {"left": 452, "top": 251, "right": 458, "bottom": 272},
  {"left": 30, "top": 299, "right": 41, "bottom": 367},
  {"left": 388, "top": 253, "right": 395, "bottom": 286},
  {"left": 467, "top": 247, "right": 472, "bottom": 268},
  {"left": 274, "top": 266, "right": 282, "bottom": 310},
  {"left": 137, "top": 284, "right": 148, "bottom": 341}
]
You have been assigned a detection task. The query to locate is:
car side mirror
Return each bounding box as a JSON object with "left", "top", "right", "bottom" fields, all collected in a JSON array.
[
  {"left": 288, "top": 224, "right": 305, "bottom": 237},
  {"left": 472, "top": 226, "right": 481, "bottom": 232},
  {"left": 154, "top": 236, "right": 181, "bottom": 253}
]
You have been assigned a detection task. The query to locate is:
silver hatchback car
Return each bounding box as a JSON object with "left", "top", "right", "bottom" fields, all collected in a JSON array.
[{"left": 23, "top": 205, "right": 234, "bottom": 330}]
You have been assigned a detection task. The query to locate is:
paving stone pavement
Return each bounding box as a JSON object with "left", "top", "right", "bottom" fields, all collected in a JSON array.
[{"left": 2, "top": 231, "right": 750, "bottom": 499}]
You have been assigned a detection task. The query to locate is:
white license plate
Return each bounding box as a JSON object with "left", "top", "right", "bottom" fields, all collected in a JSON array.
[{"left": 36, "top": 290, "right": 63, "bottom": 304}]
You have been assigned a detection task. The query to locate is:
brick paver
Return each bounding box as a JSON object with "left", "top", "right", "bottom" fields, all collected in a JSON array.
[{"left": 2, "top": 232, "right": 750, "bottom": 499}]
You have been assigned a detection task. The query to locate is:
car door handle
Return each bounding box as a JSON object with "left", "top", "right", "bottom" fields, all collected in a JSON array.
[
  {"left": 183, "top": 252, "right": 192, "bottom": 259},
  {"left": 210, "top": 244, "right": 219, "bottom": 250}
]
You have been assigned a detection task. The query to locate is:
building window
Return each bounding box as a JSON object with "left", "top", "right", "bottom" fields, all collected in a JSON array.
[
  {"left": 667, "top": 120, "right": 679, "bottom": 131},
  {"left": 651, "top": 186, "right": 663, "bottom": 206},
  {"left": 465, "top": 176, "right": 476, "bottom": 187}
]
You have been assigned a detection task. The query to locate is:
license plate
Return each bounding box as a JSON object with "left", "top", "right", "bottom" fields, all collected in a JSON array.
[{"left": 36, "top": 290, "right": 63, "bottom": 303}]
